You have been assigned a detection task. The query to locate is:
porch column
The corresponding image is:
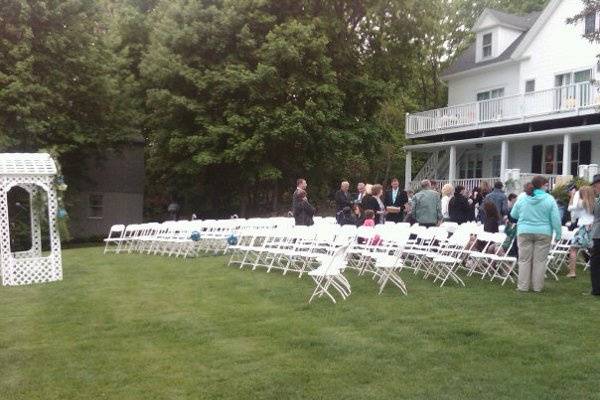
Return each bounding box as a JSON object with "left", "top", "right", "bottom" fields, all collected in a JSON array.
[
  {"left": 404, "top": 150, "right": 412, "bottom": 190},
  {"left": 448, "top": 145, "right": 457, "bottom": 183},
  {"left": 500, "top": 140, "right": 509, "bottom": 181},
  {"left": 562, "top": 133, "right": 572, "bottom": 176}
]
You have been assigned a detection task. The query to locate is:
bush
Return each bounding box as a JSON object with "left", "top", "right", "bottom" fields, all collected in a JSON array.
[{"left": 551, "top": 177, "right": 589, "bottom": 205}]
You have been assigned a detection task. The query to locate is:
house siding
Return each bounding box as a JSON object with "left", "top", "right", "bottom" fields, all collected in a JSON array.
[
  {"left": 68, "top": 144, "right": 145, "bottom": 239},
  {"left": 447, "top": 0, "right": 600, "bottom": 106},
  {"left": 447, "top": 63, "right": 520, "bottom": 106},
  {"left": 518, "top": 0, "right": 599, "bottom": 93}
]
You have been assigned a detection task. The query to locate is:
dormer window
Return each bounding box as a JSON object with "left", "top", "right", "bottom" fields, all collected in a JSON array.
[
  {"left": 585, "top": 12, "right": 597, "bottom": 35},
  {"left": 482, "top": 33, "right": 492, "bottom": 58}
]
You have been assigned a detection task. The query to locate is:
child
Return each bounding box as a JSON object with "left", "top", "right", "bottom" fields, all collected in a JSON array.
[{"left": 360, "top": 210, "right": 382, "bottom": 245}]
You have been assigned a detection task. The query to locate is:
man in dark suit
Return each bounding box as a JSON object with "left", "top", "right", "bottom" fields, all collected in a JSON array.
[
  {"left": 292, "top": 178, "right": 307, "bottom": 209},
  {"left": 384, "top": 178, "right": 408, "bottom": 222},
  {"left": 334, "top": 181, "right": 351, "bottom": 222},
  {"left": 334, "top": 181, "right": 351, "bottom": 210}
]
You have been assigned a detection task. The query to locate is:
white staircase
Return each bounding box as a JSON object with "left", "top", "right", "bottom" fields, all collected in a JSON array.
[{"left": 411, "top": 149, "right": 465, "bottom": 190}]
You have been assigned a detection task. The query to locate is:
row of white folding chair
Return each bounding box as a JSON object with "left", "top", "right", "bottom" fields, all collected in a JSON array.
[
  {"left": 228, "top": 226, "right": 336, "bottom": 274},
  {"left": 106, "top": 220, "right": 235, "bottom": 258}
]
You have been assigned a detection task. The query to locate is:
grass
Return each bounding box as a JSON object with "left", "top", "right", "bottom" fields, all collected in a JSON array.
[{"left": 1, "top": 246, "right": 599, "bottom": 399}]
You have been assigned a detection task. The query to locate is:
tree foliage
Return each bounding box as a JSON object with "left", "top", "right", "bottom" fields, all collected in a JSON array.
[
  {"left": 0, "top": 0, "right": 550, "bottom": 218},
  {"left": 567, "top": 0, "right": 600, "bottom": 44}
]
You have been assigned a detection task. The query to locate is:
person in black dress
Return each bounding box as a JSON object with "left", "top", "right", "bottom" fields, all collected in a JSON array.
[
  {"left": 448, "top": 185, "right": 474, "bottom": 224},
  {"left": 363, "top": 184, "right": 385, "bottom": 224},
  {"left": 293, "top": 189, "right": 315, "bottom": 226}
]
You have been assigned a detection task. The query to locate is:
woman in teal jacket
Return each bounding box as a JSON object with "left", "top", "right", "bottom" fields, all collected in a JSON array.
[{"left": 510, "top": 176, "right": 562, "bottom": 292}]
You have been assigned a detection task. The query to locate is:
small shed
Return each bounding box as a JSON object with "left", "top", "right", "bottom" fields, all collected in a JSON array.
[{"left": 0, "top": 153, "right": 63, "bottom": 286}]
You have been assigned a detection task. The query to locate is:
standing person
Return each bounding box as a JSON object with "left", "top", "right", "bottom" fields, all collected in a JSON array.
[
  {"left": 338, "top": 206, "right": 358, "bottom": 226},
  {"left": 384, "top": 178, "right": 408, "bottom": 223},
  {"left": 567, "top": 186, "right": 595, "bottom": 278},
  {"left": 480, "top": 181, "right": 492, "bottom": 199},
  {"left": 412, "top": 180, "right": 442, "bottom": 227},
  {"left": 361, "top": 184, "right": 373, "bottom": 209},
  {"left": 355, "top": 182, "right": 366, "bottom": 203},
  {"left": 588, "top": 175, "right": 600, "bottom": 296},
  {"left": 510, "top": 176, "right": 561, "bottom": 293},
  {"left": 334, "top": 181, "right": 352, "bottom": 222},
  {"left": 440, "top": 184, "right": 454, "bottom": 221},
  {"left": 167, "top": 200, "right": 180, "bottom": 221},
  {"left": 293, "top": 189, "right": 315, "bottom": 226},
  {"left": 485, "top": 181, "right": 509, "bottom": 222},
  {"left": 293, "top": 178, "right": 307, "bottom": 209},
  {"left": 448, "top": 185, "right": 474, "bottom": 224},
  {"left": 568, "top": 184, "right": 580, "bottom": 230},
  {"left": 364, "top": 184, "right": 385, "bottom": 224},
  {"left": 482, "top": 201, "right": 500, "bottom": 233},
  {"left": 507, "top": 193, "right": 518, "bottom": 214}
]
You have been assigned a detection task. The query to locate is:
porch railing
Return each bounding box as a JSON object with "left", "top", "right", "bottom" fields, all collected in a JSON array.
[
  {"left": 411, "top": 174, "right": 558, "bottom": 194},
  {"left": 406, "top": 82, "right": 599, "bottom": 137}
]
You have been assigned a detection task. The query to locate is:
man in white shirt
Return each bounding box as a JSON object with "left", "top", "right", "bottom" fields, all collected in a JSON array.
[
  {"left": 355, "top": 182, "right": 365, "bottom": 203},
  {"left": 384, "top": 178, "right": 408, "bottom": 222}
]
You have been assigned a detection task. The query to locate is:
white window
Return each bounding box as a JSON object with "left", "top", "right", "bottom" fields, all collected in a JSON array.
[
  {"left": 585, "top": 12, "right": 597, "bottom": 35},
  {"left": 476, "top": 88, "right": 504, "bottom": 101},
  {"left": 555, "top": 69, "right": 592, "bottom": 108},
  {"left": 89, "top": 194, "right": 103, "bottom": 219},
  {"left": 525, "top": 80, "right": 535, "bottom": 93},
  {"left": 459, "top": 152, "right": 483, "bottom": 179},
  {"left": 491, "top": 155, "right": 501, "bottom": 178},
  {"left": 555, "top": 69, "right": 592, "bottom": 87},
  {"left": 482, "top": 33, "right": 492, "bottom": 58}
]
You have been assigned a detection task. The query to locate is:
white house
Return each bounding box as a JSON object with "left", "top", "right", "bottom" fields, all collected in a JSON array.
[{"left": 405, "top": 0, "right": 600, "bottom": 191}]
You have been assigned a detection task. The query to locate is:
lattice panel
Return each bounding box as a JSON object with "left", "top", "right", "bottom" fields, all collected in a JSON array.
[
  {"left": 0, "top": 153, "right": 57, "bottom": 176},
  {"left": 0, "top": 168, "right": 62, "bottom": 286}
]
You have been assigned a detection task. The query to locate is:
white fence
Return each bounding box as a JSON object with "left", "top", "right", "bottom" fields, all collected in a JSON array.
[{"left": 406, "top": 82, "right": 600, "bottom": 137}]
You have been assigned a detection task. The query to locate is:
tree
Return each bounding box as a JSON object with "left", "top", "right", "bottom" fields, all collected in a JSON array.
[
  {"left": 567, "top": 0, "right": 600, "bottom": 44},
  {"left": 141, "top": 0, "right": 392, "bottom": 217},
  {"left": 0, "top": 0, "right": 139, "bottom": 185}
]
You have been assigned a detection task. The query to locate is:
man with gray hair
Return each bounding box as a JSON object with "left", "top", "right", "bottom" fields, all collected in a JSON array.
[
  {"left": 335, "top": 180, "right": 352, "bottom": 214},
  {"left": 411, "top": 180, "right": 442, "bottom": 227}
]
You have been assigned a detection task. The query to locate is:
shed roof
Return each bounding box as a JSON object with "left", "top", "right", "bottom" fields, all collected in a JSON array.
[{"left": 0, "top": 153, "right": 58, "bottom": 176}]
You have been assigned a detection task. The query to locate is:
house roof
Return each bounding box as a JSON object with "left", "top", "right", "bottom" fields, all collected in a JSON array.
[
  {"left": 483, "top": 9, "right": 542, "bottom": 31},
  {"left": 441, "top": 10, "right": 542, "bottom": 78},
  {"left": 0, "top": 153, "right": 57, "bottom": 176}
]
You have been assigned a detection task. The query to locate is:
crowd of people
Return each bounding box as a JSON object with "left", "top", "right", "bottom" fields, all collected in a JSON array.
[{"left": 291, "top": 175, "right": 600, "bottom": 297}]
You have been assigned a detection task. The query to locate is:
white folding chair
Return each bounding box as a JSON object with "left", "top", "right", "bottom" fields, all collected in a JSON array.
[
  {"left": 308, "top": 243, "right": 352, "bottom": 304},
  {"left": 103, "top": 224, "right": 125, "bottom": 254}
]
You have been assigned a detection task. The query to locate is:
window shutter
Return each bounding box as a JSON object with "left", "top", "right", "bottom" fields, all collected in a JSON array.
[
  {"left": 580, "top": 140, "right": 591, "bottom": 165},
  {"left": 531, "top": 145, "right": 542, "bottom": 174}
]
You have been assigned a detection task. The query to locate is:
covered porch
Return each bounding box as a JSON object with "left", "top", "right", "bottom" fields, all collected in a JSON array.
[{"left": 404, "top": 124, "right": 599, "bottom": 192}]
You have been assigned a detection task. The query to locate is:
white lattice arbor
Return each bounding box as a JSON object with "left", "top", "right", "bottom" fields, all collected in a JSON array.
[{"left": 0, "top": 153, "right": 63, "bottom": 286}]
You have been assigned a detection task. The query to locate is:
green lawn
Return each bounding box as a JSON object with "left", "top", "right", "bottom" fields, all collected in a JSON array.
[{"left": 1, "top": 247, "right": 599, "bottom": 399}]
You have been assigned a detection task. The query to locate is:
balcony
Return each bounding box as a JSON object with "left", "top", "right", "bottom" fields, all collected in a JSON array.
[{"left": 405, "top": 82, "right": 600, "bottom": 138}]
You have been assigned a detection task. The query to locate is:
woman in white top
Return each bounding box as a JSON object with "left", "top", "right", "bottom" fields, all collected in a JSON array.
[
  {"left": 567, "top": 186, "right": 595, "bottom": 278},
  {"left": 440, "top": 183, "right": 454, "bottom": 221}
]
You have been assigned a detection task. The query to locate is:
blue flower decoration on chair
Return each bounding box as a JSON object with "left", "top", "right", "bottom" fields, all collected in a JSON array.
[
  {"left": 190, "top": 231, "right": 201, "bottom": 242},
  {"left": 57, "top": 208, "right": 68, "bottom": 219},
  {"left": 227, "top": 234, "right": 238, "bottom": 246}
]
